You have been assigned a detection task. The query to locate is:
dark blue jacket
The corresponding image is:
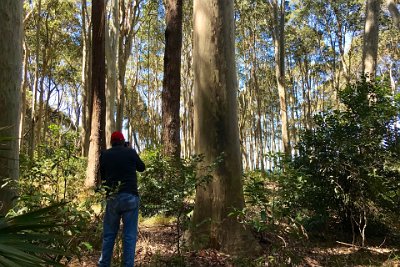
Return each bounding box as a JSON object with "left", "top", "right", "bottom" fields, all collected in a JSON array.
[{"left": 100, "top": 144, "right": 145, "bottom": 196}]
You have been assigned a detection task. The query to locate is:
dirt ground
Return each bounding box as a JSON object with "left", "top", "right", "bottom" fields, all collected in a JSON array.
[{"left": 68, "top": 224, "right": 400, "bottom": 267}]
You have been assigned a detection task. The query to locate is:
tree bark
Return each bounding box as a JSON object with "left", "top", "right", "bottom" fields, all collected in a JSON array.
[
  {"left": 362, "top": 0, "right": 380, "bottom": 79},
  {"left": 29, "top": 0, "right": 42, "bottom": 159},
  {"left": 0, "top": 0, "right": 23, "bottom": 215},
  {"left": 162, "top": 0, "right": 183, "bottom": 159},
  {"left": 271, "top": 0, "right": 290, "bottom": 156},
  {"left": 190, "top": 0, "right": 261, "bottom": 255},
  {"left": 181, "top": 2, "right": 194, "bottom": 159},
  {"left": 81, "top": 0, "right": 92, "bottom": 157},
  {"left": 86, "top": 0, "right": 106, "bottom": 188},
  {"left": 116, "top": 0, "right": 141, "bottom": 131},
  {"left": 19, "top": 39, "right": 29, "bottom": 154},
  {"left": 251, "top": 34, "right": 265, "bottom": 171},
  {"left": 105, "top": 0, "right": 119, "bottom": 147}
]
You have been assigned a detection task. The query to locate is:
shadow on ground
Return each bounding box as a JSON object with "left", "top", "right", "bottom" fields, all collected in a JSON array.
[{"left": 67, "top": 225, "right": 400, "bottom": 266}]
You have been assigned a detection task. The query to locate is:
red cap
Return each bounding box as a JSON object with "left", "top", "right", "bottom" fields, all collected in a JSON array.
[{"left": 111, "top": 131, "right": 125, "bottom": 142}]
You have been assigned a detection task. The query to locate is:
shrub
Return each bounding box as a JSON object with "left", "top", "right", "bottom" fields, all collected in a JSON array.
[
  {"left": 138, "top": 148, "right": 217, "bottom": 253},
  {"left": 16, "top": 124, "right": 103, "bottom": 262},
  {"left": 233, "top": 156, "right": 307, "bottom": 241},
  {"left": 289, "top": 79, "right": 400, "bottom": 245},
  {"left": 138, "top": 149, "right": 201, "bottom": 217}
]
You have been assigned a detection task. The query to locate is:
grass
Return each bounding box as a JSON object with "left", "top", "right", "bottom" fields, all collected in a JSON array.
[{"left": 140, "top": 214, "right": 176, "bottom": 227}]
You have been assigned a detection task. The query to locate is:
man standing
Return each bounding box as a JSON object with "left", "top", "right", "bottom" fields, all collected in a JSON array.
[{"left": 98, "top": 131, "right": 145, "bottom": 267}]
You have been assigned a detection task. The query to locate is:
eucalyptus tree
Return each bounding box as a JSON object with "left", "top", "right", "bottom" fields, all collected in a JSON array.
[
  {"left": 85, "top": 0, "right": 106, "bottom": 188},
  {"left": 19, "top": 3, "right": 35, "bottom": 154},
  {"left": 19, "top": 35, "right": 29, "bottom": 154},
  {"left": 235, "top": 0, "right": 266, "bottom": 170},
  {"left": 116, "top": 0, "right": 142, "bottom": 131},
  {"left": 190, "top": 0, "right": 260, "bottom": 254},
  {"left": 29, "top": 0, "right": 41, "bottom": 159},
  {"left": 270, "top": 0, "right": 290, "bottom": 155},
  {"left": 235, "top": 0, "right": 284, "bottom": 169},
  {"left": 327, "top": 0, "right": 363, "bottom": 84},
  {"left": 236, "top": 0, "right": 290, "bottom": 157},
  {"left": 362, "top": 0, "right": 380, "bottom": 79},
  {"left": 113, "top": 0, "right": 166, "bottom": 149},
  {"left": 42, "top": 2, "right": 82, "bottom": 142},
  {"left": 180, "top": 0, "right": 194, "bottom": 158},
  {"left": 291, "top": 0, "right": 363, "bottom": 104},
  {"left": 23, "top": 0, "right": 82, "bottom": 154},
  {"left": 132, "top": 0, "right": 165, "bottom": 147},
  {"left": 125, "top": 60, "right": 148, "bottom": 151},
  {"left": 379, "top": 5, "right": 400, "bottom": 93},
  {"left": 80, "top": 0, "right": 91, "bottom": 156},
  {"left": 105, "top": 0, "right": 119, "bottom": 145},
  {"left": 0, "top": 0, "right": 23, "bottom": 214},
  {"left": 161, "top": 0, "right": 183, "bottom": 159},
  {"left": 285, "top": 18, "right": 325, "bottom": 132}
]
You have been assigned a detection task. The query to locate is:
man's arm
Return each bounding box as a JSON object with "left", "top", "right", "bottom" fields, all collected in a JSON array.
[{"left": 133, "top": 150, "right": 145, "bottom": 172}]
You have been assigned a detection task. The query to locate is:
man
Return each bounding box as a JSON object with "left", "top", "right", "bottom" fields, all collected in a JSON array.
[{"left": 98, "top": 131, "right": 145, "bottom": 267}]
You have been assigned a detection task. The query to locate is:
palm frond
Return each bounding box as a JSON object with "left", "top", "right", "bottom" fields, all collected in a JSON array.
[{"left": 0, "top": 202, "right": 70, "bottom": 266}]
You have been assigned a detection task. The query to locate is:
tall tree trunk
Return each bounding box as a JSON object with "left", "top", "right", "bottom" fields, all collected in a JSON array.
[
  {"left": 105, "top": 0, "right": 119, "bottom": 147},
  {"left": 251, "top": 38, "right": 265, "bottom": 171},
  {"left": 332, "top": 5, "right": 350, "bottom": 85},
  {"left": 37, "top": 12, "right": 51, "bottom": 148},
  {"left": 0, "top": 0, "right": 23, "bottom": 215},
  {"left": 36, "top": 65, "right": 46, "bottom": 151},
  {"left": 116, "top": 49, "right": 126, "bottom": 131},
  {"left": 19, "top": 5, "right": 35, "bottom": 153},
  {"left": 81, "top": 0, "right": 92, "bottom": 157},
  {"left": 116, "top": 0, "right": 141, "bottom": 131},
  {"left": 19, "top": 39, "right": 29, "bottom": 153},
  {"left": 162, "top": 0, "right": 183, "bottom": 159},
  {"left": 362, "top": 0, "right": 380, "bottom": 79},
  {"left": 190, "top": 0, "right": 260, "bottom": 255},
  {"left": 29, "top": 0, "right": 42, "bottom": 159},
  {"left": 272, "top": 0, "right": 290, "bottom": 155},
  {"left": 181, "top": 1, "right": 194, "bottom": 158},
  {"left": 42, "top": 77, "right": 53, "bottom": 143},
  {"left": 86, "top": 0, "right": 106, "bottom": 188},
  {"left": 325, "top": 23, "right": 340, "bottom": 106}
]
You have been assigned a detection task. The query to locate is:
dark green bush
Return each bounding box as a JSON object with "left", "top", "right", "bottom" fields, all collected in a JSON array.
[
  {"left": 138, "top": 148, "right": 217, "bottom": 253},
  {"left": 287, "top": 79, "right": 400, "bottom": 244},
  {"left": 236, "top": 155, "right": 307, "bottom": 240}
]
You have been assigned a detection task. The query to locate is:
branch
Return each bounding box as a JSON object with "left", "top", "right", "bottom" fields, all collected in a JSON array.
[{"left": 387, "top": 0, "right": 400, "bottom": 30}]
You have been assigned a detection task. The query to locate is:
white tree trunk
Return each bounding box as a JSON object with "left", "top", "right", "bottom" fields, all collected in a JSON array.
[
  {"left": 19, "top": 40, "right": 28, "bottom": 153},
  {"left": 116, "top": 0, "right": 141, "bottom": 131},
  {"left": 81, "top": 0, "right": 92, "bottom": 157},
  {"left": 271, "top": 0, "right": 290, "bottom": 155},
  {"left": 362, "top": 0, "right": 380, "bottom": 79},
  {"left": 29, "top": 0, "right": 42, "bottom": 159},
  {"left": 0, "top": 0, "right": 23, "bottom": 214},
  {"left": 105, "top": 0, "right": 119, "bottom": 146}
]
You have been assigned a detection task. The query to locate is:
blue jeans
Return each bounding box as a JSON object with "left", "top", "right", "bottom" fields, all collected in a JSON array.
[{"left": 98, "top": 193, "right": 140, "bottom": 267}]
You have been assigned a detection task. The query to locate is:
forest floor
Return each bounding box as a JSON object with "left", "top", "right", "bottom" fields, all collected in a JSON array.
[{"left": 68, "top": 223, "right": 400, "bottom": 267}]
